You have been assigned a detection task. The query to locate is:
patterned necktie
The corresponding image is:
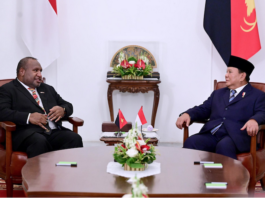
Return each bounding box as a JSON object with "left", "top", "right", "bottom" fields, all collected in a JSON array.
[
  {"left": 229, "top": 90, "right": 237, "bottom": 102},
  {"left": 28, "top": 88, "right": 51, "bottom": 133},
  {"left": 28, "top": 88, "right": 46, "bottom": 113}
]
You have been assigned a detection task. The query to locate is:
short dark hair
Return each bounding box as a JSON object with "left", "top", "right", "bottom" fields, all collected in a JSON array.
[
  {"left": 238, "top": 69, "right": 250, "bottom": 82},
  {"left": 16, "top": 57, "right": 37, "bottom": 76}
]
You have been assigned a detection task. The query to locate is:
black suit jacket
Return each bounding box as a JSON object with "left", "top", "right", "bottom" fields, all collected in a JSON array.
[{"left": 0, "top": 79, "right": 73, "bottom": 150}]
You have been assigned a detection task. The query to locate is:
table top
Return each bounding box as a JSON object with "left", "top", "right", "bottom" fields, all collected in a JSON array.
[
  {"left": 22, "top": 146, "right": 249, "bottom": 197},
  {"left": 106, "top": 79, "right": 161, "bottom": 84}
]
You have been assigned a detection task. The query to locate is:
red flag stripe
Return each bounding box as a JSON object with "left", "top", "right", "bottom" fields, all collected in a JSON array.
[
  {"left": 138, "top": 107, "right": 147, "bottom": 125},
  {"left": 231, "top": 0, "right": 261, "bottom": 59},
  {"left": 119, "top": 109, "right": 127, "bottom": 129},
  {"left": 49, "top": 0, "right": 57, "bottom": 14}
]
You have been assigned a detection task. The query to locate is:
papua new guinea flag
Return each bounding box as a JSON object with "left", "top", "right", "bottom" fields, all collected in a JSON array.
[
  {"left": 204, "top": 0, "right": 261, "bottom": 65},
  {"left": 115, "top": 109, "right": 128, "bottom": 130}
]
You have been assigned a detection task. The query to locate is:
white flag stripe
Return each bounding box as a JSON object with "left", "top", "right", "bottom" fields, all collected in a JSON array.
[
  {"left": 20, "top": 0, "right": 59, "bottom": 69},
  {"left": 135, "top": 115, "right": 142, "bottom": 127}
]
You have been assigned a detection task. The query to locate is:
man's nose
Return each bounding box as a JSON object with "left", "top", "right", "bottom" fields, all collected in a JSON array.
[{"left": 37, "top": 71, "right": 42, "bottom": 77}]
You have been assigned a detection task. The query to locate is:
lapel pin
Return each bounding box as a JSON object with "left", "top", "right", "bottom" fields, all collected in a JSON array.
[
  {"left": 242, "top": 92, "right": 246, "bottom": 98},
  {"left": 40, "top": 92, "right": 45, "bottom": 94}
]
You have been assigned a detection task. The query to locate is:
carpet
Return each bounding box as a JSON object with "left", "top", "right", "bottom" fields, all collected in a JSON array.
[{"left": 0, "top": 179, "right": 264, "bottom": 197}]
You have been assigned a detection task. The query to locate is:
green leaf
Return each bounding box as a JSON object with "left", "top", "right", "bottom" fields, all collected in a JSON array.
[{"left": 128, "top": 56, "right": 137, "bottom": 62}]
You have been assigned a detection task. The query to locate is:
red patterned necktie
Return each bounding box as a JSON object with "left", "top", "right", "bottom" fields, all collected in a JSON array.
[
  {"left": 28, "top": 88, "right": 51, "bottom": 133},
  {"left": 28, "top": 88, "right": 46, "bottom": 114}
]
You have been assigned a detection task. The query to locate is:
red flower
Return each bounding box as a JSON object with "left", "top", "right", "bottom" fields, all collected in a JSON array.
[
  {"left": 121, "top": 144, "right": 126, "bottom": 149},
  {"left": 120, "top": 60, "right": 132, "bottom": 69},
  {"left": 134, "top": 59, "right": 146, "bottom": 69},
  {"left": 142, "top": 194, "right": 148, "bottom": 198},
  {"left": 138, "top": 135, "right": 142, "bottom": 140},
  {"left": 135, "top": 141, "right": 143, "bottom": 153},
  {"left": 141, "top": 145, "right": 150, "bottom": 152}
]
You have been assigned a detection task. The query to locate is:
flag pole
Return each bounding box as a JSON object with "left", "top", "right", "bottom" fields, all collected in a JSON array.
[{"left": 141, "top": 106, "right": 144, "bottom": 139}]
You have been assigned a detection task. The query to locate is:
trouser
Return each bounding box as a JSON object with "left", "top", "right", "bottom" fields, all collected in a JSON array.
[
  {"left": 183, "top": 124, "right": 238, "bottom": 159},
  {"left": 16, "top": 129, "right": 83, "bottom": 158}
]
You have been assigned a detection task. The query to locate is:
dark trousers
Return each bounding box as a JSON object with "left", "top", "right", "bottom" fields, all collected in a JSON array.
[
  {"left": 16, "top": 129, "right": 83, "bottom": 158},
  {"left": 183, "top": 125, "right": 238, "bottom": 159}
]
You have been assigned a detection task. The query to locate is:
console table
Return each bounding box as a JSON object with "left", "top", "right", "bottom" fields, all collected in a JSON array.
[{"left": 107, "top": 79, "right": 161, "bottom": 127}]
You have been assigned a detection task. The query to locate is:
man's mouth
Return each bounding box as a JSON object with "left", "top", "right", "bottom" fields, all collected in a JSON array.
[{"left": 35, "top": 78, "right": 42, "bottom": 83}]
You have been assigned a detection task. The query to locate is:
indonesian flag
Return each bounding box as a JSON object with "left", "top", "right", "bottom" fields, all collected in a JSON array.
[
  {"left": 20, "top": 0, "right": 60, "bottom": 69},
  {"left": 204, "top": 0, "right": 261, "bottom": 65},
  {"left": 135, "top": 107, "right": 147, "bottom": 127},
  {"left": 115, "top": 109, "right": 128, "bottom": 130}
]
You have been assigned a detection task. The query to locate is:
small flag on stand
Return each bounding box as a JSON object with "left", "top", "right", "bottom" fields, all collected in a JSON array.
[
  {"left": 135, "top": 106, "right": 147, "bottom": 127},
  {"left": 115, "top": 109, "right": 127, "bottom": 130}
]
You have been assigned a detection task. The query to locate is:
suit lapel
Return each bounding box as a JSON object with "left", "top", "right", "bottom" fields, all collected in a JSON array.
[
  {"left": 14, "top": 79, "right": 42, "bottom": 109},
  {"left": 223, "top": 88, "right": 230, "bottom": 107},
  {"left": 228, "top": 83, "right": 253, "bottom": 106}
]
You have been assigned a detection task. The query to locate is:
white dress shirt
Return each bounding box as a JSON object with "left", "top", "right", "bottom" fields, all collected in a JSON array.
[{"left": 230, "top": 83, "right": 248, "bottom": 98}]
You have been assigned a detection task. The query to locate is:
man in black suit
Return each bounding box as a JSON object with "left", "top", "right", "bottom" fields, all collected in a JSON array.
[{"left": 0, "top": 57, "right": 83, "bottom": 158}]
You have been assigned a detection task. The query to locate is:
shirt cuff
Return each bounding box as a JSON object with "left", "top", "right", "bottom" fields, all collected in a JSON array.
[{"left": 27, "top": 113, "right": 31, "bottom": 124}]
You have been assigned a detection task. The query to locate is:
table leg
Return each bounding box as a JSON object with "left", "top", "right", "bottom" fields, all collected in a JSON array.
[
  {"left": 107, "top": 85, "right": 114, "bottom": 122},
  {"left": 151, "top": 86, "right": 160, "bottom": 127}
]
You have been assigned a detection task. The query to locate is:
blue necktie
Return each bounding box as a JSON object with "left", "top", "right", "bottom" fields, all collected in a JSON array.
[
  {"left": 229, "top": 90, "right": 237, "bottom": 102},
  {"left": 211, "top": 90, "right": 237, "bottom": 135}
]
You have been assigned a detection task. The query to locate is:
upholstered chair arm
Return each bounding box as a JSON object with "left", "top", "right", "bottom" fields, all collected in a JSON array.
[{"left": 66, "top": 117, "right": 84, "bottom": 133}]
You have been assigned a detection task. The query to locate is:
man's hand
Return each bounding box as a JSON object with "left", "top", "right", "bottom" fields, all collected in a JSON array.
[
  {"left": 29, "top": 113, "right": 48, "bottom": 130},
  {"left": 176, "top": 113, "right": 191, "bottom": 129},
  {"left": 241, "top": 119, "right": 259, "bottom": 136},
  {"left": 48, "top": 106, "right": 65, "bottom": 122}
]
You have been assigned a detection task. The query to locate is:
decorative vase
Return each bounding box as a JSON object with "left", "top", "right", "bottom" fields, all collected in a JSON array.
[
  {"left": 122, "top": 75, "right": 144, "bottom": 80},
  {"left": 124, "top": 163, "right": 146, "bottom": 171}
]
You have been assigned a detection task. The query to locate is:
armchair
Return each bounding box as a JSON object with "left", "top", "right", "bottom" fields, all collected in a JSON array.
[
  {"left": 182, "top": 80, "right": 265, "bottom": 196},
  {"left": 0, "top": 79, "right": 84, "bottom": 197}
]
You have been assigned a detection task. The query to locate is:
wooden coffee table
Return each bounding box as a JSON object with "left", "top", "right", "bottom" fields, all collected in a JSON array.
[{"left": 22, "top": 147, "right": 249, "bottom": 197}]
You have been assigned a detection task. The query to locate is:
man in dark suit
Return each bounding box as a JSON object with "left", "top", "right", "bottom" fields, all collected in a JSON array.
[
  {"left": 0, "top": 57, "right": 83, "bottom": 158},
  {"left": 176, "top": 56, "right": 265, "bottom": 159}
]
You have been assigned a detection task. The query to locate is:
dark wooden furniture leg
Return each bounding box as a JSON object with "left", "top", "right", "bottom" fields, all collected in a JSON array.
[
  {"left": 151, "top": 86, "right": 160, "bottom": 127},
  {"left": 107, "top": 85, "right": 114, "bottom": 122}
]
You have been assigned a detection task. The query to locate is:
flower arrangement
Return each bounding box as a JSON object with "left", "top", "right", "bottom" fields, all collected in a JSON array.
[
  {"left": 112, "top": 52, "right": 153, "bottom": 80},
  {"left": 122, "top": 175, "right": 149, "bottom": 198},
  {"left": 113, "top": 126, "right": 156, "bottom": 171}
]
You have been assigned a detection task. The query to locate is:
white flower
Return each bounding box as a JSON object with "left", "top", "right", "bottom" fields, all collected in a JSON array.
[
  {"left": 122, "top": 194, "right": 132, "bottom": 198},
  {"left": 124, "top": 135, "right": 136, "bottom": 149},
  {"left": 129, "top": 61, "right": 135, "bottom": 65},
  {"left": 137, "top": 140, "right": 146, "bottom": 146},
  {"left": 116, "top": 64, "right": 120, "bottom": 67},
  {"left": 139, "top": 183, "right": 148, "bottom": 194},
  {"left": 126, "top": 148, "right": 138, "bottom": 157}
]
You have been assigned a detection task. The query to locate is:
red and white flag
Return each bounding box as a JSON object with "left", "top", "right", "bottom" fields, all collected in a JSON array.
[
  {"left": 20, "top": 0, "right": 60, "bottom": 69},
  {"left": 135, "top": 106, "right": 147, "bottom": 127}
]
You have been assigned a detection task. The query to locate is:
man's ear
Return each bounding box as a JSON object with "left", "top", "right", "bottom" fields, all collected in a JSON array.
[
  {"left": 240, "top": 72, "right": 247, "bottom": 82},
  {"left": 20, "top": 68, "right": 25, "bottom": 77}
]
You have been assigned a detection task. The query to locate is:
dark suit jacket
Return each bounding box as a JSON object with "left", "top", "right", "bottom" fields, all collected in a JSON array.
[
  {"left": 185, "top": 83, "right": 265, "bottom": 153},
  {"left": 0, "top": 79, "right": 73, "bottom": 150}
]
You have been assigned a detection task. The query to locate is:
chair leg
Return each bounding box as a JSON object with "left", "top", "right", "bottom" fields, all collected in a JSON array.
[
  {"left": 6, "top": 178, "right": 13, "bottom": 197},
  {"left": 248, "top": 177, "right": 256, "bottom": 197},
  {"left": 260, "top": 176, "right": 265, "bottom": 191}
]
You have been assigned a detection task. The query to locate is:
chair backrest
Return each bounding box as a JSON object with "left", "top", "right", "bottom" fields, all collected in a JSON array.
[
  {"left": 0, "top": 79, "right": 14, "bottom": 144},
  {"left": 0, "top": 78, "right": 46, "bottom": 144},
  {"left": 214, "top": 80, "right": 265, "bottom": 92}
]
